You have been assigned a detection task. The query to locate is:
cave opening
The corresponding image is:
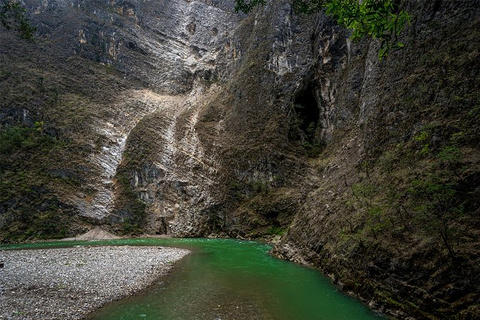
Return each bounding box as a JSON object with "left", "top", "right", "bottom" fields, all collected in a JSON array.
[{"left": 293, "top": 85, "right": 319, "bottom": 143}]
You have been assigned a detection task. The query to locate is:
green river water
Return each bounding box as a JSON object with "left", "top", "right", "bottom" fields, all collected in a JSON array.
[{"left": 2, "top": 238, "right": 385, "bottom": 320}]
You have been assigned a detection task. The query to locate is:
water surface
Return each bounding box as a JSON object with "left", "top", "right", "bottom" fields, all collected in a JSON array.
[{"left": 2, "top": 238, "right": 384, "bottom": 320}]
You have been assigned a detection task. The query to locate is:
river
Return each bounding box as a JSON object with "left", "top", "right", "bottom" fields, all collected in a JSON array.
[{"left": 3, "top": 238, "right": 385, "bottom": 320}]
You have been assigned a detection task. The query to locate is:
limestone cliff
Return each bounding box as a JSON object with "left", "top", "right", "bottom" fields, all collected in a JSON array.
[
  {"left": 1, "top": 0, "right": 243, "bottom": 235},
  {"left": 265, "top": 2, "right": 480, "bottom": 319},
  {"left": 1, "top": 0, "right": 479, "bottom": 319}
]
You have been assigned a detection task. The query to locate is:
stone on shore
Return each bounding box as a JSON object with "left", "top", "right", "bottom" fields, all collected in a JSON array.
[
  {"left": 62, "top": 227, "right": 121, "bottom": 241},
  {"left": 0, "top": 246, "right": 189, "bottom": 320}
]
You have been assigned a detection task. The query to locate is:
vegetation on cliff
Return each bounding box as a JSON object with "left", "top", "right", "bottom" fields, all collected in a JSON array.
[
  {"left": 235, "top": 0, "right": 410, "bottom": 57},
  {"left": 0, "top": 123, "right": 77, "bottom": 241},
  {"left": 271, "top": 1, "right": 480, "bottom": 318},
  {"left": 0, "top": 0, "right": 35, "bottom": 40}
]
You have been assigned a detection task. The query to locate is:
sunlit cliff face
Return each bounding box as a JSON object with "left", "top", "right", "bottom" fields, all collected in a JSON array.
[{"left": 18, "top": 0, "right": 242, "bottom": 222}]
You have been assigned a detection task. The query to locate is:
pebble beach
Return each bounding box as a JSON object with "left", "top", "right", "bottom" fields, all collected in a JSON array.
[{"left": 0, "top": 246, "right": 190, "bottom": 320}]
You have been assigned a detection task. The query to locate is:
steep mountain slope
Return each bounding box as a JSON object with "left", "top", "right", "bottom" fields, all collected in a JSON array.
[
  {"left": 1, "top": 0, "right": 479, "bottom": 319},
  {"left": 0, "top": 0, "right": 242, "bottom": 237},
  {"left": 267, "top": 2, "right": 480, "bottom": 319}
]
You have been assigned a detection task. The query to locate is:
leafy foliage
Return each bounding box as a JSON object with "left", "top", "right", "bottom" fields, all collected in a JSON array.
[
  {"left": 235, "top": 0, "right": 266, "bottom": 13},
  {"left": 115, "top": 169, "right": 147, "bottom": 235},
  {"left": 235, "top": 0, "right": 410, "bottom": 58},
  {"left": 0, "top": 123, "right": 76, "bottom": 242},
  {"left": 0, "top": 0, "right": 35, "bottom": 40},
  {"left": 407, "top": 174, "right": 463, "bottom": 261},
  {"left": 0, "top": 122, "right": 46, "bottom": 155}
]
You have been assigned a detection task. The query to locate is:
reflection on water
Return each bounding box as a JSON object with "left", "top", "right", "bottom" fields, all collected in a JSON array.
[{"left": 3, "top": 238, "right": 385, "bottom": 320}]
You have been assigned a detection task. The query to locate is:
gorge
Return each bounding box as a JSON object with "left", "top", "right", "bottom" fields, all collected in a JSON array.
[{"left": 0, "top": 0, "right": 479, "bottom": 319}]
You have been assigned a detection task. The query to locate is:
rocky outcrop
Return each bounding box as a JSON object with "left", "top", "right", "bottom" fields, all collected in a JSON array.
[
  {"left": 265, "top": 2, "right": 480, "bottom": 319},
  {"left": 0, "top": 0, "right": 242, "bottom": 225},
  {"left": 78, "top": 90, "right": 184, "bottom": 220},
  {"left": 186, "top": 0, "right": 480, "bottom": 318},
  {"left": 114, "top": 85, "right": 224, "bottom": 236}
]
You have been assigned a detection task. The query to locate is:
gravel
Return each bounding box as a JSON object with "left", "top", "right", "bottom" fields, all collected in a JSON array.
[{"left": 0, "top": 246, "right": 190, "bottom": 320}]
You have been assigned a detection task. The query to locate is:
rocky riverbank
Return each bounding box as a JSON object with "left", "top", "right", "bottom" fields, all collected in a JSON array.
[{"left": 0, "top": 246, "right": 189, "bottom": 320}]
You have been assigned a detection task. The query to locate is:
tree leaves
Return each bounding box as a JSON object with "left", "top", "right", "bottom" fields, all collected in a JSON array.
[
  {"left": 0, "top": 0, "right": 36, "bottom": 40},
  {"left": 235, "top": 0, "right": 411, "bottom": 59},
  {"left": 234, "top": 0, "right": 266, "bottom": 13}
]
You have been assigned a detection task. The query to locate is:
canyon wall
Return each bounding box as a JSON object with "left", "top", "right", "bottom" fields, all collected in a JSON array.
[{"left": 1, "top": 0, "right": 479, "bottom": 319}]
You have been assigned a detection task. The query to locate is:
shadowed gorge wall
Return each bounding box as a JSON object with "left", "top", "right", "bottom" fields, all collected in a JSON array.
[{"left": 1, "top": 0, "right": 479, "bottom": 319}]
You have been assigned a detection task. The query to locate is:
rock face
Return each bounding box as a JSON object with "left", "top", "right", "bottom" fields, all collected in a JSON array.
[
  {"left": 0, "top": 0, "right": 241, "bottom": 228},
  {"left": 114, "top": 86, "right": 225, "bottom": 236},
  {"left": 265, "top": 2, "right": 480, "bottom": 319},
  {"left": 1, "top": 0, "right": 479, "bottom": 319}
]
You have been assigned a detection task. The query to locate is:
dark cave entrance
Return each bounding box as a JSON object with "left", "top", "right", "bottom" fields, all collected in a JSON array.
[
  {"left": 294, "top": 85, "right": 319, "bottom": 136},
  {"left": 291, "top": 84, "right": 322, "bottom": 156}
]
